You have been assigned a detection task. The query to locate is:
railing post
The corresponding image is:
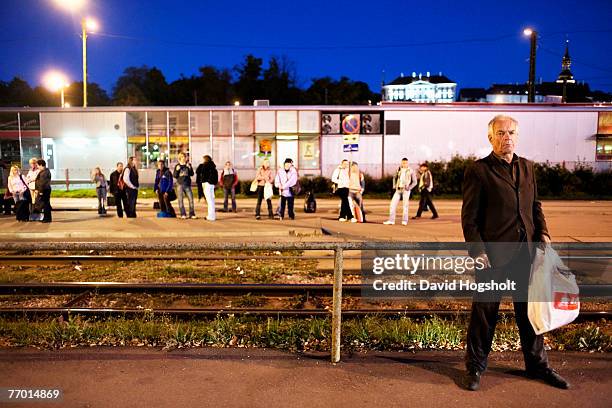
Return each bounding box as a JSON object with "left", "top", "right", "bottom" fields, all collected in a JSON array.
[{"left": 331, "top": 247, "right": 343, "bottom": 363}]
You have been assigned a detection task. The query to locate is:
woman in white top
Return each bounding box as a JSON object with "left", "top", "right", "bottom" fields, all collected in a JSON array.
[
  {"left": 331, "top": 159, "right": 353, "bottom": 221},
  {"left": 7, "top": 165, "right": 31, "bottom": 221}
]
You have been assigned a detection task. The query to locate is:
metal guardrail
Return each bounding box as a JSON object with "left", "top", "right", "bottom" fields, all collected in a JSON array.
[{"left": 2, "top": 241, "right": 611, "bottom": 363}]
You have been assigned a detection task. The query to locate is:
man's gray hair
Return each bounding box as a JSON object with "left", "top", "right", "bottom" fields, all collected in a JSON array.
[{"left": 487, "top": 115, "right": 519, "bottom": 139}]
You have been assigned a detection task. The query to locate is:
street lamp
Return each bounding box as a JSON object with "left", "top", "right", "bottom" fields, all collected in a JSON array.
[
  {"left": 523, "top": 27, "right": 537, "bottom": 103},
  {"left": 81, "top": 17, "right": 98, "bottom": 107},
  {"left": 43, "top": 71, "right": 69, "bottom": 107},
  {"left": 53, "top": 1, "right": 98, "bottom": 107}
]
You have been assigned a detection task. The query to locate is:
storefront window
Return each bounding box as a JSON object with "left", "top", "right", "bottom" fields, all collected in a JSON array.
[
  {"left": 19, "top": 112, "right": 41, "bottom": 169},
  {"left": 190, "top": 111, "right": 211, "bottom": 164},
  {"left": 596, "top": 137, "right": 612, "bottom": 161},
  {"left": 299, "top": 135, "right": 320, "bottom": 170},
  {"left": 169, "top": 111, "right": 188, "bottom": 165},
  {"left": 0, "top": 113, "right": 20, "bottom": 168},
  {"left": 255, "top": 110, "right": 275, "bottom": 133},
  {"left": 277, "top": 110, "right": 298, "bottom": 133},
  {"left": 212, "top": 111, "right": 231, "bottom": 136},
  {"left": 212, "top": 136, "right": 232, "bottom": 167},
  {"left": 234, "top": 111, "right": 254, "bottom": 136},
  {"left": 146, "top": 111, "right": 167, "bottom": 168},
  {"left": 255, "top": 135, "right": 275, "bottom": 169},
  {"left": 298, "top": 111, "right": 319, "bottom": 133},
  {"left": 234, "top": 136, "right": 254, "bottom": 168},
  {"left": 127, "top": 112, "right": 146, "bottom": 169}
]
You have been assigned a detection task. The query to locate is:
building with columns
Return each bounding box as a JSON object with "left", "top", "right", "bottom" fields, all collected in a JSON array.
[{"left": 382, "top": 72, "right": 457, "bottom": 103}]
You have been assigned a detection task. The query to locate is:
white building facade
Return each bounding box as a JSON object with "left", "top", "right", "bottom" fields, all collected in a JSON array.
[
  {"left": 382, "top": 72, "right": 457, "bottom": 103},
  {"left": 0, "top": 104, "right": 610, "bottom": 186}
]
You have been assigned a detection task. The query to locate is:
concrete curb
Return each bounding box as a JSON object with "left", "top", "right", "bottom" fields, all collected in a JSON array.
[{"left": 0, "top": 228, "right": 322, "bottom": 240}]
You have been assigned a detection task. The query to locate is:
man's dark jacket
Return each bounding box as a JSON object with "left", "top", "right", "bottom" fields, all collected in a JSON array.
[
  {"left": 34, "top": 168, "right": 51, "bottom": 191},
  {"left": 461, "top": 152, "right": 548, "bottom": 267}
]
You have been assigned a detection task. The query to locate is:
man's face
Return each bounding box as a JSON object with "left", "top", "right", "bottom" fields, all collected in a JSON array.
[
  {"left": 420, "top": 165, "right": 427, "bottom": 172},
  {"left": 490, "top": 119, "right": 518, "bottom": 156},
  {"left": 178, "top": 155, "right": 186, "bottom": 164},
  {"left": 29, "top": 161, "right": 37, "bottom": 170},
  {"left": 341, "top": 161, "right": 348, "bottom": 169},
  {"left": 225, "top": 162, "right": 231, "bottom": 169},
  {"left": 401, "top": 160, "right": 408, "bottom": 169},
  {"left": 284, "top": 162, "right": 291, "bottom": 170},
  {"left": 117, "top": 164, "right": 124, "bottom": 172},
  {"left": 157, "top": 161, "right": 163, "bottom": 170}
]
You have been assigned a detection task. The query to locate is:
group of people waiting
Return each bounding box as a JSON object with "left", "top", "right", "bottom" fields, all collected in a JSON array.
[
  {"left": 5, "top": 158, "right": 52, "bottom": 222},
  {"left": 3, "top": 154, "right": 438, "bottom": 225},
  {"left": 331, "top": 158, "right": 438, "bottom": 224}
]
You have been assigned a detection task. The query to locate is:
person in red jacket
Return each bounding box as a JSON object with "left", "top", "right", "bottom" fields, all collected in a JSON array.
[{"left": 219, "top": 161, "right": 239, "bottom": 213}]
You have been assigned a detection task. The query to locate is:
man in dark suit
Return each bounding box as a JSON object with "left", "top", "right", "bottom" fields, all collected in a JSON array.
[{"left": 461, "top": 115, "right": 569, "bottom": 391}]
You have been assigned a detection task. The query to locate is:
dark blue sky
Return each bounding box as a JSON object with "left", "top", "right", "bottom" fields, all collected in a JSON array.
[{"left": 2, "top": 0, "right": 612, "bottom": 96}]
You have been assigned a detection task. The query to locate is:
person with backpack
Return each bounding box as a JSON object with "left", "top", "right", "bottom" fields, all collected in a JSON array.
[
  {"left": 384, "top": 158, "right": 417, "bottom": 226},
  {"left": 122, "top": 156, "right": 139, "bottom": 218},
  {"left": 7, "top": 165, "right": 30, "bottom": 221},
  {"left": 196, "top": 155, "right": 218, "bottom": 221},
  {"left": 109, "top": 162, "right": 128, "bottom": 218},
  {"left": 219, "top": 161, "right": 238, "bottom": 213},
  {"left": 274, "top": 158, "right": 298, "bottom": 220},
  {"left": 331, "top": 159, "right": 353, "bottom": 222},
  {"left": 92, "top": 167, "right": 108, "bottom": 215},
  {"left": 154, "top": 159, "right": 176, "bottom": 217},
  {"left": 174, "top": 152, "right": 196, "bottom": 219},
  {"left": 254, "top": 159, "right": 274, "bottom": 220}
]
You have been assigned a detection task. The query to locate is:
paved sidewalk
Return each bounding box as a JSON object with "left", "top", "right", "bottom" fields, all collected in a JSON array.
[
  {"left": 0, "top": 348, "right": 609, "bottom": 408},
  {"left": 0, "top": 198, "right": 610, "bottom": 242}
]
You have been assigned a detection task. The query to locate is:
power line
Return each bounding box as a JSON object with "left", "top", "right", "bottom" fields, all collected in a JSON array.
[{"left": 91, "top": 32, "right": 519, "bottom": 50}]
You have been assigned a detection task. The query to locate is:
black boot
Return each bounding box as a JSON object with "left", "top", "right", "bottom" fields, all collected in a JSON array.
[
  {"left": 465, "top": 369, "right": 481, "bottom": 391},
  {"left": 527, "top": 368, "right": 570, "bottom": 389}
]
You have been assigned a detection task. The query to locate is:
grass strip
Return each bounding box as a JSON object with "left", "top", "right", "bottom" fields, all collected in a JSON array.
[{"left": 0, "top": 315, "right": 609, "bottom": 353}]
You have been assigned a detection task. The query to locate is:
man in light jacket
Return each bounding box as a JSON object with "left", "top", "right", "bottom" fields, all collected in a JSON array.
[
  {"left": 274, "top": 158, "right": 298, "bottom": 220},
  {"left": 384, "top": 158, "right": 417, "bottom": 225}
]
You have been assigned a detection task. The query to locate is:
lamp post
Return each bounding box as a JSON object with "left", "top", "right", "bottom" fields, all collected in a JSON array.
[
  {"left": 523, "top": 28, "right": 537, "bottom": 103},
  {"left": 43, "top": 71, "right": 69, "bottom": 107},
  {"left": 81, "top": 17, "right": 98, "bottom": 107},
  {"left": 53, "top": 1, "right": 97, "bottom": 107}
]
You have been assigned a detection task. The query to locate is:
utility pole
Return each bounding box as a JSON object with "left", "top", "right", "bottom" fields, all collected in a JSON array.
[{"left": 524, "top": 28, "right": 538, "bottom": 103}]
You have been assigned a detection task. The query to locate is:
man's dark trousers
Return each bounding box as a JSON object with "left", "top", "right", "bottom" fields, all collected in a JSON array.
[
  {"left": 466, "top": 241, "right": 548, "bottom": 373},
  {"left": 416, "top": 189, "right": 438, "bottom": 217}
]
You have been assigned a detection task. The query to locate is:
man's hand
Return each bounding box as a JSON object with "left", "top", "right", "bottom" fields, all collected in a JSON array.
[
  {"left": 163, "top": 192, "right": 168, "bottom": 198},
  {"left": 541, "top": 234, "right": 551, "bottom": 244},
  {"left": 475, "top": 252, "right": 491, "bottom": 269}
]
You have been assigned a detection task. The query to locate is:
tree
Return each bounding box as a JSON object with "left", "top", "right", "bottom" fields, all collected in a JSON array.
[
  {"left": 112, "top": 66, "right": 168, "bottom": 106},
  {"left": 304, "top": 76, "right": 379, "bottom": 105},
  {"left": 234, "top": 55, "right": 263, "bottom": 105},
  {"left": 261, "top": 56, "right": 301, "bottom": 104},
  {"left": 0, "top": 77, "right": 37, "bottom": 107},
  {"left": 64, "top": 81, "right": 111, "bottom": 106}
]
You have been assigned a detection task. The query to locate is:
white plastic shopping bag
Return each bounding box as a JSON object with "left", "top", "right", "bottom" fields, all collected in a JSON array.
[
  {"left": 528, "top": 245, "right": 580, "bottom": 335},
  {"left": 263, "top": 182, "right": 274, "bottom": 200}
]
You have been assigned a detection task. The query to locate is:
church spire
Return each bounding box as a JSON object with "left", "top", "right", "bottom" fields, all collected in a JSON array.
[{"left": 556, "top": 39, "right": 575, "bottom": 84}]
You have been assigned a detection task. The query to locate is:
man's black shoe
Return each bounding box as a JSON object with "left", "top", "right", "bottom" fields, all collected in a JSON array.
[
  {"left": 411, "top": 216, "right": 420, "bottom": 220},
  {"left": 431, "top": 215, "right": 439, "bottom": 219},
  {"left": 527, "top": 368, "right": 570, "bottom": 389},
  {"left": 465, "top": 370, "right": 481, "bottom": 391}
]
